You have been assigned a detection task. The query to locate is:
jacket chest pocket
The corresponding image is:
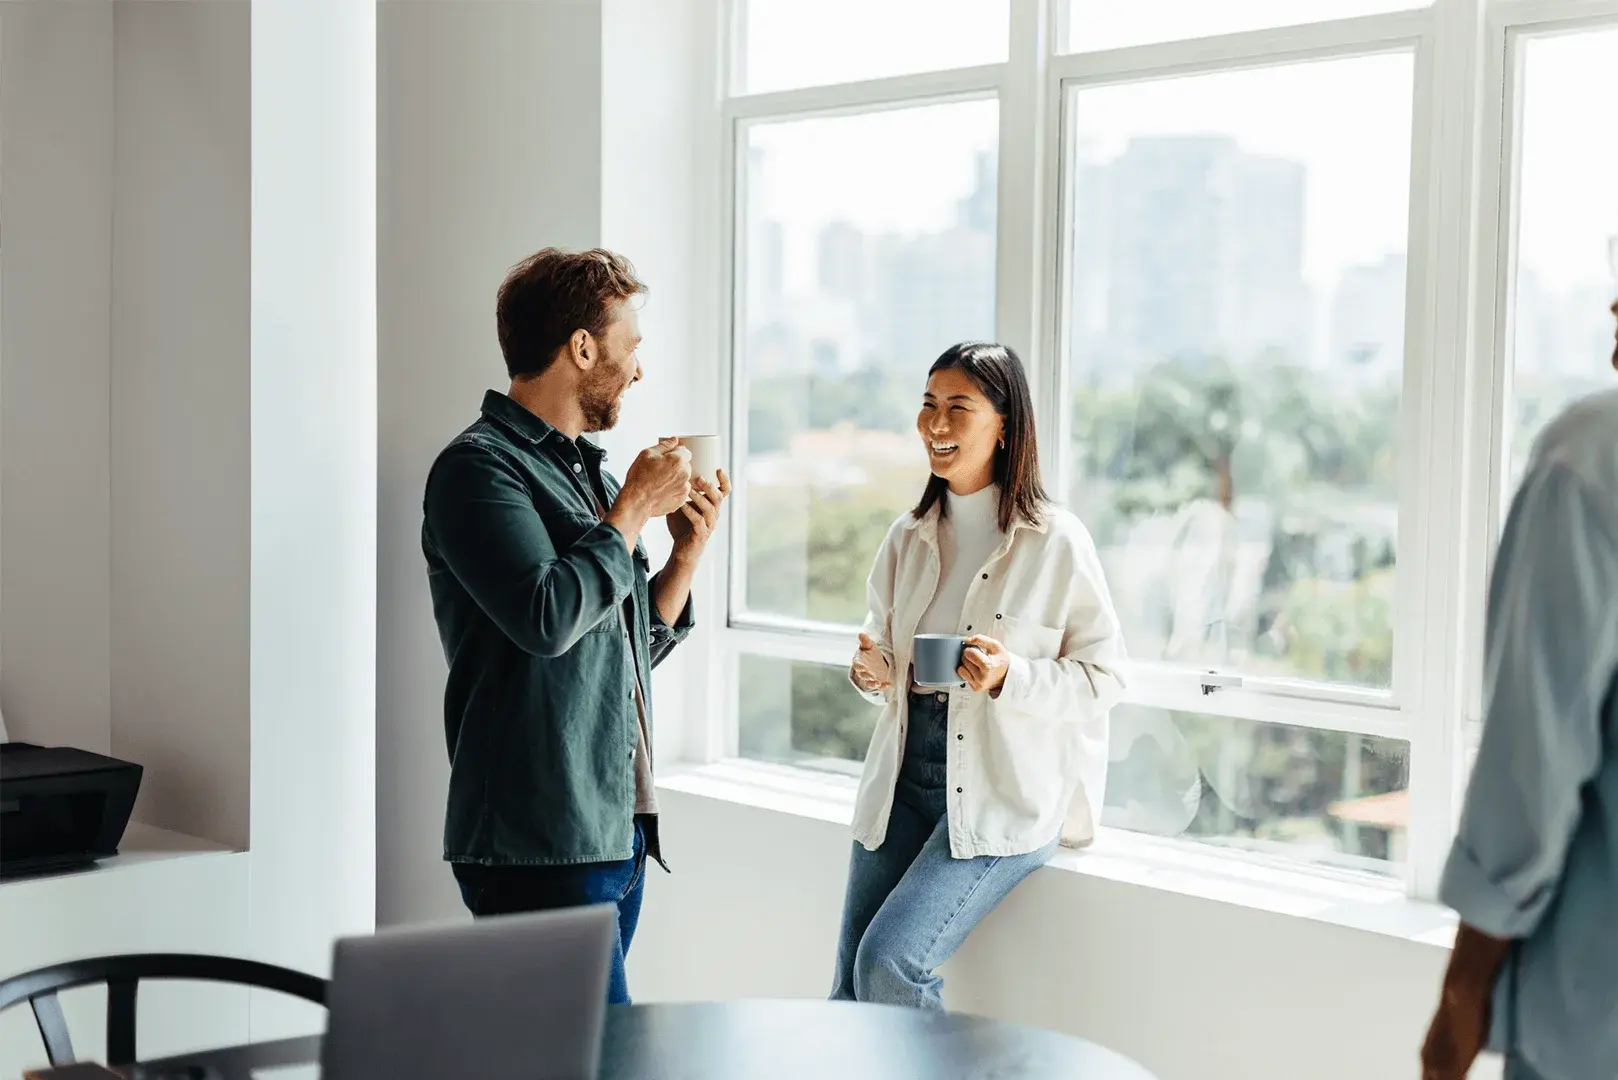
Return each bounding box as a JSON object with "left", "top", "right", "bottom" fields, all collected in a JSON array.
[{"left": 997, "top": 614, "right": 1063, "bottom": 660}]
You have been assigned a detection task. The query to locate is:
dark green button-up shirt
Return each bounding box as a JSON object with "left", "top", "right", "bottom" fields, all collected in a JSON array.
[{"left": 423, "top": 391, "right": 693, "bottom": 867}]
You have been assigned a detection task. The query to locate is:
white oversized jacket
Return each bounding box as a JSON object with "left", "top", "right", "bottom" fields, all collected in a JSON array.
[{"left": 850, "top": 502, "right": 1128, "bottom": 858}]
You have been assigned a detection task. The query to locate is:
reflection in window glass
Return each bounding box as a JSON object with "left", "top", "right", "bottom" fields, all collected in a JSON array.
[
  {"left": 1505, "top": 30, "right": 1618, "bottom": 492},
  {"left": 1064, "top": 54, "right": 1414, "bottom": 689},
  {"left": 738, "top": 0, "right": 1009, "bottom": 95},
  {"left": 736, "top": 659, "right": 1410, "bottom": 869},
  {"left": 739, "top": 101, "right": 998, "bottom": 625},
  {"left": 1064, "top": 0, "right": 1426, "bottom": 54},
  {"left": 1103, "top": 705, "right": 1409, "bottom": 868},
  {"left": 738, "top": 656, "right": 876, "bottom": 775}
]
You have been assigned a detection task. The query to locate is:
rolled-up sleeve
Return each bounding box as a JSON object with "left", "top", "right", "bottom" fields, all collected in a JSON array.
[
  {"left": 1440, "top": 462, "right": 1618, "bottom": 938},
  {"left": 648, "top": 584, "right": 695, "bottom": 668}
]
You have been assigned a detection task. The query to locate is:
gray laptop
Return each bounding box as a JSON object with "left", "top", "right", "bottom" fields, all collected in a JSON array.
[{"left": 320, "top": 904, "right": 616, "bottom": 1080}]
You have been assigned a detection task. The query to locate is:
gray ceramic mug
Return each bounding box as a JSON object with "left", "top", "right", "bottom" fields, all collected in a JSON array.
[{"left": 912, "top": 633, "right": 968, "bottom": 688}]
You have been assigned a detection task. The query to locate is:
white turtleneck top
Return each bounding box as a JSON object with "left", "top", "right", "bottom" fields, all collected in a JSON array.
[{"left": 915, "top": 484, "right": 1003, "bottom": 637}]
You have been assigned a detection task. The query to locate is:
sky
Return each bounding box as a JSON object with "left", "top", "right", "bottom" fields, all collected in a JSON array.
[
  {"left": 1517, "top": 28, "right": 1618, "bottom": 291},
  {"left": 742, "top": 3, "right": 1618, "bottom": 299}
]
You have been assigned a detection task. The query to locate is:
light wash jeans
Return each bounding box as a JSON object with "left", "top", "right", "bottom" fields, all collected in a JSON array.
[{"left": 831, "top": 691, "right": 1058, "bottom": 1009}]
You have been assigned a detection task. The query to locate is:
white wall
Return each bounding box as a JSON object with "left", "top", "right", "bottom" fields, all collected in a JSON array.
[
  {"left": 110, "top": 0, "right": 252, "bottom": 850},
  {"left": 375, "top": 0, "right": 730, "bottom": 930},
  {"left": 632, "top": 791, "right": 1453, "bottom": 1080},
  {"left": 3, "top": 10, "right": 264, "bottom": 1074},
  {"left": 1, "top": 0, "right": 377, "bottom": 1061},
  {"left": 0, "top": 0, "right": 116, "bottom": 755},
  {"left": 600, "top": 0, "right": 724, "bottom": 768},
  {"left": 249, "top": 0, "right": 378, "bottom": 1036},
  {"left": 0, "top": 0, "right": 253, "bottom": 848},
  {"left": 376, "top": 0, "right": 605, "bottom": 928}
]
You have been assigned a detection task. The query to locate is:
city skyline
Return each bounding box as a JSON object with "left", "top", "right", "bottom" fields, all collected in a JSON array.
[{"left": 746, "top": 125, "right": 1615, "bottom": 387}]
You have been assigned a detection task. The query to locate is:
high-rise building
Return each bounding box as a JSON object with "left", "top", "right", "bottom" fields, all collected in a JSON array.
[
  {"left": 868, "top": 150, "right": 998, "bottom": 371},
  {"left": 1329, "top": 253, "right": 1406, "bottom": 385},
  {"left": 816, "top": 221, "right": 866, "bottom": 301},
  {"left": 871, "top": 228, "right": 996, "bottom": 370},
  {"left": 1069, "top": 136, "right": 1311, "bottom": 380}
]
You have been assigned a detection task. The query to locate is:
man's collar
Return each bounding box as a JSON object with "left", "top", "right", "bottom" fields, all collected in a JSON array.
[{"left": 480, "top": 390, "right": 606, "bottom": 458}]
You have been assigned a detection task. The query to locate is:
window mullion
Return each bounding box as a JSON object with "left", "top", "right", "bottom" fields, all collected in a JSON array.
[
  {"left": 1403, "top": 0, "right": 1493, "bottom": 903},
  {"left": 996, "top": 0, "right": 1052, "bottom": 370}
]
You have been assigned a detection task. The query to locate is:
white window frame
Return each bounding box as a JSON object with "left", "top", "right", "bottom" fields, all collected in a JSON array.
[
  {"left": 1451, "top": 0, "right": 1618, "bottom": 811},
  {"left": 696, "top": 0, "right": 1618, "bottom": 902}
]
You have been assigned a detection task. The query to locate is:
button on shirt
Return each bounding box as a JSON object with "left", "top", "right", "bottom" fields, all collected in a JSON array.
[
  {"left": 849, "top": 503, "right": 1127, "bottom": 856},
  {"left": 580, "top": 456, "right": 658, "bottom": 818},
  {"left": 1439, "top": 389, "right": 1618, "bottom": 1080}
]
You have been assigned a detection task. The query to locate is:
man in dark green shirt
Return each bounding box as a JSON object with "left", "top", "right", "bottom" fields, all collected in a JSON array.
[{"left": 422, "top": 248, "right": 728, "bottom": 1003}]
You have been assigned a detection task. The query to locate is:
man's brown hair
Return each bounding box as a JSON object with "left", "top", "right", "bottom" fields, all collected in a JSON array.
[{"left": 496, "top": 248, "right": 647, "bottom": 379}]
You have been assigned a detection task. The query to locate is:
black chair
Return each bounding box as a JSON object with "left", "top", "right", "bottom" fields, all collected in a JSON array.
[{"left": 0, "top": 953, "right": 326, "bottom": 1069}]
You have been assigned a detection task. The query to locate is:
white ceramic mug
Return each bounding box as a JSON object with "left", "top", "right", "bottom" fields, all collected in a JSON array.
[{"left": 676, "top": 435, "right": 722, "bottom": 489}]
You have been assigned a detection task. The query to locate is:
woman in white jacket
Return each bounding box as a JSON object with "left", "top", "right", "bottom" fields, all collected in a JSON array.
[{"left": 830, "top": 341, "right": 1128, "bottom": 1010}]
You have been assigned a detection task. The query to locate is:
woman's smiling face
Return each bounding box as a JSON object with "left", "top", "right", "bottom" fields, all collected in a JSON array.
[{"left": 917, "top": 367, "right": 1004, "bottom": 494}]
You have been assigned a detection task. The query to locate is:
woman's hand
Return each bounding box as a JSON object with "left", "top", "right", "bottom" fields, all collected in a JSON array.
[
  {"left": 851, "top": 632, "right": 893, "bottom": 693},
  {"left": 959, "top": 635, "right": 1012, "bottom": 695}
]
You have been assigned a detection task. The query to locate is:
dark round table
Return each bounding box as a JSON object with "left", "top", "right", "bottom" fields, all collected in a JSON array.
[
  {"left": 599, "top": 1001, "right": 1158, "bottom": 1080},
  {"left": 122, "top": 999, "right": 1158, "bottom": 1079}
]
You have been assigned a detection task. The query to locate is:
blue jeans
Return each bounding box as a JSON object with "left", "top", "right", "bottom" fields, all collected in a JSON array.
[
  {"left": 831, "top": 691, "right": 1057, "bottom": 1009},
  {"left": 451, "top": 818, "right": 647, "bottom": 1004}
]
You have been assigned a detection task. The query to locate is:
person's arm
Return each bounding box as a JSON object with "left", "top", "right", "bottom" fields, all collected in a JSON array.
[
  {"left": 651, "top": 554, "right": 698, "bottom": 629},
  {"left": 850, "top": 523, "right": 901, "bottom": 704},
  {"left": 989, "top": 527, "right": 1128, "bottom": 718},
  {"left": 424, "top": 441, "right": 636, "bottom": 657},
  {"left": 604, "top": 437, "right": 688, "bottom": 554},
  {"left": 1423, "top": 462, "right": 1618, "bottom": 1079},
  {"left": 646, "top": 556, "right": 698, "bottom": 670},
  {"left": 1441, "top": 463, "right": 1618, "bottom": 935},
  {"left": 646, "top": 472, "right": 729, "bottom": 666}
]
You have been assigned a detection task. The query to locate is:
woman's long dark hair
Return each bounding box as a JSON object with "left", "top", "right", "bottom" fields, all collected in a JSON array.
[{"left": 912, "top": 341, "right": 1047, "bottom": 533}]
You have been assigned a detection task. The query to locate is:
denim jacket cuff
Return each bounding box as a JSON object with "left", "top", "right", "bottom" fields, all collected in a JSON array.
[{"left": 649, "top": 591, "right": 696, "bottom": 645}]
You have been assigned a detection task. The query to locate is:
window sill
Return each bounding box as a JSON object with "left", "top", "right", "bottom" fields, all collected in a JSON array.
[{"left": 657, "top": 759, "right": 1457, "bottom": 952}]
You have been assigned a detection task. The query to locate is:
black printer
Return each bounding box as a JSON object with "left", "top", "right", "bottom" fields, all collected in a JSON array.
[{"left": 0, "top": 742, "right": 143, "bottom": 878}]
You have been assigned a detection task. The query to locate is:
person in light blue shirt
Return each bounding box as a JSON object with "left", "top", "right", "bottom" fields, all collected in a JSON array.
[{"left": 1423, "top": 300, "right": 1618, "bottom": 1080}]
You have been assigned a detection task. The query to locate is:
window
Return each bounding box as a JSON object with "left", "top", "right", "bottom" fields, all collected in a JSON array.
[
  {"left": 1502, "top": 28, "right": 1618, "bottom": 492},
  {"left": 736, "top": 0, "right": 1009, "bottom": 95},
  {"left": 1066, "top": 54, "right": 1414, "bottom": 692},
  {"left": 713, "top": 1, "right": 1618, "bottom": 897},
  {"left": 738, "top": 656, "right": 876, "bottom": 775},
  {"left": 1061, "top": 0, "right": 1427, "bottom": 54},
  {"left": 738, "top": 103, "right": 999, "bottom": 626},
  {"left": 1103, "top": 707, "right": 1410, "bottom": 868}
]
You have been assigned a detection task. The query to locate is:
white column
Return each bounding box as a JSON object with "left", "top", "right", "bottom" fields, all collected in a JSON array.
[
  {"left": 250, "top": 0, "right": 377, "bottom": 1037},
  {"left": 375, "top": 0, "right": 604, "bottom": 929}
]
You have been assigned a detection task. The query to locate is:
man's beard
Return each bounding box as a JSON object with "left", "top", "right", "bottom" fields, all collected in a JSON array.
[{"left": 580, "top": 367, "right": 625, "bottom": 433}]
